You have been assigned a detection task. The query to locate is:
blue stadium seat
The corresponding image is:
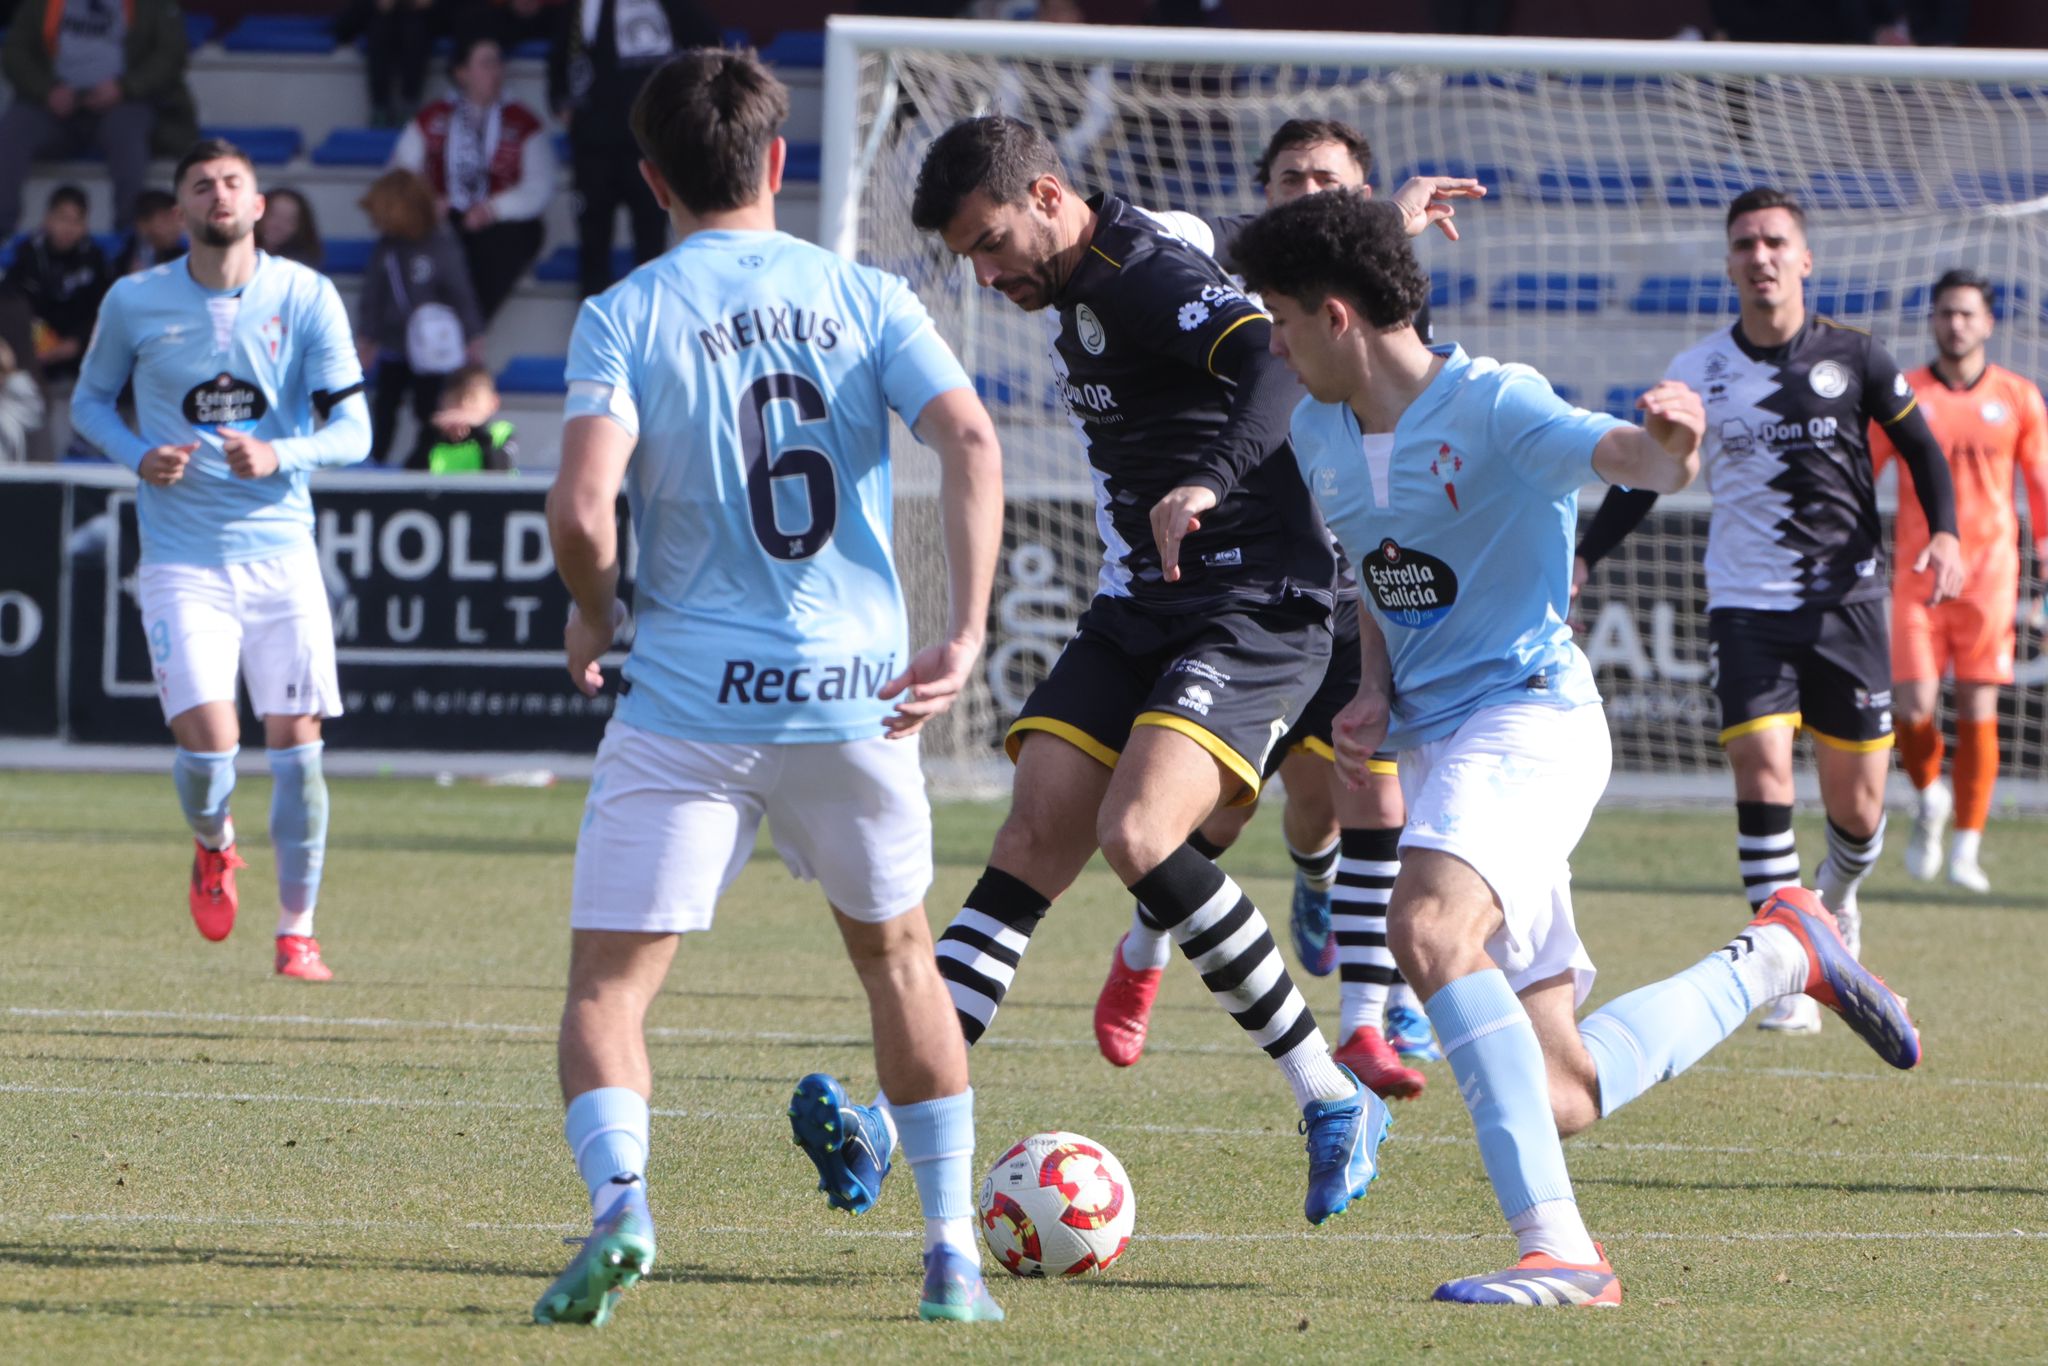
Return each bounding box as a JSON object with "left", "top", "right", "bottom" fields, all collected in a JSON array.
[
  {"left": 1804, "top": 170, "right": 1917, "bottom": 212},
  {"left": 323, "top": 238, "right": 375, "bottom": 276},
  {"left": 1666, "top": 165, "right": 1760, "bottom": 210},
  {"left": 312, "top": 128, "right": 401, "bottom": 167},
  {"left": 184, "top": 14, "right": 216, "bottom": 49},
  {"left": 1603, "top": 386, "right": 1648, "bottom": 421},
  {"left": 1936, "top": 171, "right": 2048, "bottom": 208},
  {"left": 221, "top": 15, "right": 338, "bottom": 55},
  {"left": 722, "top": 27, "right": 754, "bottom": 49},
  {"left": 1395, "top": 160, "right": 1510, "bottom": 198},
  {"left": 761, "top": 30, "right": 826, "bottom": 69},
  {"left": 1490, "top": 273, "right": 1608, "bottom": 315},
  {"left": 1429, "top": 271, "right": 1477, "bottom": 309},
  {"left": 1809, "top": 277, "right": 1893, "bottom": 317},
  {"left": 532, "top": 245, "right": 636, "bottom": 286},
  {"left": 1532, "top": 164, "right": 1653, "bottom": 206},
  {"left": 202, "top": 126, "right": 302, "bottom": 165},
  {"left": 1630, "top": 274, "right": 1740, "bottom": 317},
  {"left": 783, "top": 143, "right": 821, "bottom": 183},
  {"left": 1901, "top": 279, "right": 2024, "bottom": 320},
  {"left": 499, "top": 356, "right": 568, "bottom": 395},
  {"left": 1552, "top": 383, "right": 1582, "bottom": 408}
]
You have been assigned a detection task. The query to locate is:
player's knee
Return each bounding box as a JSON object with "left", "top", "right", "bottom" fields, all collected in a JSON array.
[
  {"left": 1386, "top": 895, "right": 1490, "bottom": 999},
  {"left": 1095, "top": 800, "right": 1180, "bottom": 884}
]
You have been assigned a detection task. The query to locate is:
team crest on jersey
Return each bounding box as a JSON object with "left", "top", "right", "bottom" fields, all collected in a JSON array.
[
  {"left": 1809, "top": 360, "right": 1850, "bottom": 399},
  {"left": 1429, "top": 443, "right": 1463, "bottom": 510},
  {"left": 260, "top": 314, "right": 286, "bottom": 359},
  {"left": 1363, "top": 539, "right": 1458, "bottom": 628},
  {"left": 183, "top": 372, "right": 269, "bottom": 428},
  {"left": 1074, "top": 305, "right": 1107, "bottom": 355},
  {"left": 1983, "top": 400, "right": 2010, "bottom": 424}
]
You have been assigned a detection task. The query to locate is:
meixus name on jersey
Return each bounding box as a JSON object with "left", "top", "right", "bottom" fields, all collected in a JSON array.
[
  {"left": 696, "top": 304, "right": 844, "bottom": 362},
  {"left": 717, "top": 653, "right": 897, "bottom": 705}
]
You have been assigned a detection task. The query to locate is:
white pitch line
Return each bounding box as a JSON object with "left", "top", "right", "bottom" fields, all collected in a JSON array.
[
  {"left": 24, "top": 1212, "right": 2048, "bottom": 1247},
  {"left": 0, "top": 1082, "right": 2035, "bottom": 1167},
  {"left": 15, "top": 1006, "right": 2048, "bottom": 1096}
]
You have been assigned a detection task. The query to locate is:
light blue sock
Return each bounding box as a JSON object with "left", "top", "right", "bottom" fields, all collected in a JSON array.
[
  {"left": 173, "top": 747, "right": 238, "bottom": 848},
  {"left": 564, "top": 1087, "right": 650, "bottom": 1214},
  {"left": 891, "top": 1088, "right": 978, "bottom": 1258},
  {"left": 1427, "top": 970, "right": 1577, "bottom": 1221},
  {"left": 268, "top": 742, "right": 328, "bottom": 936},
  {"left": 1580, "top": 932, "right": 1793, "bottom": 1118}
]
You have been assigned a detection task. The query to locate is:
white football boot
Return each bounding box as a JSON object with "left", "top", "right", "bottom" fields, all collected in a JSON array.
[
  {"left": 1904, "top": 780, "right": 1951, "bottom": 882},
  {"left": 1949, "top": 829, "right": 1991, "bottom": 893}
]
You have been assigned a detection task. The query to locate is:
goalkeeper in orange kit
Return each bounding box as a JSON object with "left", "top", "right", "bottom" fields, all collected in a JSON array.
[{"left": 1871, "top": 268, "right": 2048, "bottom": 892}]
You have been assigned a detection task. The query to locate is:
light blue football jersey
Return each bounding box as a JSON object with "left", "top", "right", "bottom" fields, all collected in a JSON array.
[
  {"left": 72, "top": 252, "right": 369, "bottom": 566},
  {"left": 564, "top": 229, "right": 971, "bottom": 744},
  {"left": 1290, "top": 345, "right": 1625, "bottom": 749}
]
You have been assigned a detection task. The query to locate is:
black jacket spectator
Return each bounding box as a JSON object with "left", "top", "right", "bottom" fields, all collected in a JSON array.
[{"left": 3, "top": 193, "right": 112, "bottom": 381}]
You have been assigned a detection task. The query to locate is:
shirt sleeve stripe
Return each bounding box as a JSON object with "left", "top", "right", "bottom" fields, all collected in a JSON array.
[
  {"left": 1204, "top": 311, "right": 1269, "bottom": 376},
  {"left": 1878, "top": 394, "right": 1919, "bottom": 427}
]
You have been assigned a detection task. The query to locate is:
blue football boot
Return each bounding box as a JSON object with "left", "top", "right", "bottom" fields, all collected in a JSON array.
[
  {"left": 1300, "top": 1064, "right": 1392, "bottom": 1225},
  {"left": 789, "top": 1072, "right": 894, "bottom": 1213},
  {"left": 1385, "top": 1001, "right": 1445, "bottom": 1062},
  {"left": 1289, "top": 872, "right": 1338, "bottom": 977}
]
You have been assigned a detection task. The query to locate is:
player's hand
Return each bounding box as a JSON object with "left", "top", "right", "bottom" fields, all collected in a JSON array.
[
  {"left": 47, "top": 85, "right": 76, "bottom": 118},
  {"left": 1387, "top": 176, "right": 1486, "bottom": 242},
  {"left": 1151, "top": 483, "right": 1219, "bottom": 584},
  {"left": 564, "top": 600, "right": 626, "bottom": 697},
  {"left": 1917, "top": 530, "right": 1966, "bottom": 605},
  {"left": 1637, "top": 380, "right": 1705, "bottom": 457},
  {"left": 1331, "top": 689, "right": 1391, "bottom": 791},
  {"left": 218, "top": 427, "right": 280, "bottom": 478},
  {"left": 879, "top": 632, "right": 984, "bottom": 739},
  {"left": 138, "top": 442, "right": 199, "bottom": 487}
]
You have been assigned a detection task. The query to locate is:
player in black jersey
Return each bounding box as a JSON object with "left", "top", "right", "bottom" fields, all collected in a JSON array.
[
  {"left": 1578, "top": 188, "right": 1961, "bottom": 1034},
  {"left": 903, "top": 114, "right": 1389, "bottom": 1227},
  {"left": 1099, "top": 119, "right": 1484, "bottom": 1098}
]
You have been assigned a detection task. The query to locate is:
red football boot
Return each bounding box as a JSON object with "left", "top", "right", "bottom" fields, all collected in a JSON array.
[
  {"left": 275, "top": 934, "right": 333, "bottom": 981},
  {"left": 1093, "top": 933, "right": 1163, "bottom": 1067},
  {"left": 1332, "top": 1026, "right": 1426, "bottom": 1100},
  {"left": 188, "top": 840, "right": 246, "bottom": 942}
]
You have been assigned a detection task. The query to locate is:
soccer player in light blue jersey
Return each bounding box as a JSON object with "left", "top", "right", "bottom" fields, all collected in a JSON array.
[
  {"left": 1231, "top": 191, "right": 1923, "bottom": 1307},
  {"left": 534, "top": 51, "right": 1005, "bottom": 1328},
  {"left": 72, "top": 138, "right": 371, "bottom": 981}
]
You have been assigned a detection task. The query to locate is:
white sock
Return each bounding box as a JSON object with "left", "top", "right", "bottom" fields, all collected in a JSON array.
[
  {"left": 1277, "top": 1036, "right": 1356, "bottom": 1108},
  {"left": 1508, "top": 1198, "right": 1601, "bottom": 1265},
  {"left": 207, "top": 817, "right": 236, "bottom": 853},
  {"left": 1122, "top": 907, "right": 1173, "bottom": 971},
  {"left": 926, "top": 1216, "right": 979, "bottom": 1259},
  {"left": 276, "top": 907, "right": 315, "bottom": 938},
  {"left": 1389, "top": 982, "right": 1423, "bottom": 1014},
  {"left": 1731, "top": 922, "right": 1808, "bottom": 1003},
  {"left": 1339, "top": 980, "right": 1390, "bottom": 1037},
  {"left": 867, "top": 1092, "right": 902, "bottom": 1153},
  {"left": 1952, "top": 828, "right": 1982, "bottom": 864}
]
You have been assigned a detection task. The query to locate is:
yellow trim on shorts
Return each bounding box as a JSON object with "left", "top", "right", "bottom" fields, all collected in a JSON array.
[
  {"left": 1133, "top": 710, "right": 1262, "bottom": 806},
  {"left": 1718, "top": 711, "right": 1802, "bottom": 745},
  {"left": 1005, "top": 716, "right": 1120, "bottom": 770},
  {"left": 1366, "top": 756, "right": 1398, "bottom": 776},
  {"left": 1293, "top": 735, "right": 1337, "bottom": 762},
  {"left": 1807, "top": 727, "right": 1896, "bottom": 754}
]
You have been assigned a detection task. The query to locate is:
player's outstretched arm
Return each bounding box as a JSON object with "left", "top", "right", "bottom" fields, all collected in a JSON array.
[
  {"left": 548, "top": 414, "right": 632, "bottom": 697},
  {"left": 1331, "top": 610, "right": 1395, "bottom": 792},
  {"left": 1591, "top": 380, "right": 1705, "bottom": 494},
  {"left": 881, "top": 387, "right": 1004, "bottom": 739},
  {"left": 1387, "top": 176, "right": 1486, "bottom": 241}
]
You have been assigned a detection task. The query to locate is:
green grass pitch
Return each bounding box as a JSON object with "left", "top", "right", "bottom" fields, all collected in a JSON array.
[{"left": 2, "top": 769, "right": 2044, "bottom": 1361}]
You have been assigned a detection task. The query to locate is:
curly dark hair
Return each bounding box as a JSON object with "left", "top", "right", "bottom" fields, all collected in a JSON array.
[
  {"left": 911, "top": 116, "right": 1065, "bottom": 233},
  {"left": 1254, "top": 118, "right": 1372, "bottom": 189},
  {"left": 1231, "top": 191, "right": 1429, "bottom": 329}
]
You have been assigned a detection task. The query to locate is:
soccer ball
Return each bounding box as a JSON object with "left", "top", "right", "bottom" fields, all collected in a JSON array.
[{"left": 977, "top": 1131, "right": 1135, "bottom": 1277}]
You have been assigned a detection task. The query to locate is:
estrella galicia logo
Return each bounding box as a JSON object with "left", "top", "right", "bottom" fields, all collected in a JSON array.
[
  {"left": 183, "top": 372, "right": 268, "bottom": 429},
  {"left": 1363, "top": 538, "right": 1458, "bottom": 628}
]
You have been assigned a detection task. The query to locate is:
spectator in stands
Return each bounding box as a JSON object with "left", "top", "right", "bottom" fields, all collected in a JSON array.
[
  {"left": 0, "top": 0, "right": 200, "bottom": 234},
  {"left": 112, "top": 187, "right": 184, "bottom": 274},
  {"left": 0, "top": 333, "right": 48, "bottom": 462},
  {"left": 549, "top": 0, "right": 720, "bottom": 297},
  {"left": 392, "top": 32, "right": 554, "bottom": 321},
  {"left": 1, "top": 184, "right": 110, "bottom": 381},
  {"left": 355, "top": 169, "right": 486, "bottom": 464},
  {"left": 409, "top": 361, "right": 517, "bottom": 471},
  {"left": 337, "top": 0, "right": 440, "bottom": 128},
  {"left": 258, "top": 187, "right": 326, "bottom": 270}
]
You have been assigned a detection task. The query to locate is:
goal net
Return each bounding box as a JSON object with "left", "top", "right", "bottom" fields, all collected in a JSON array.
[{"left": 821, "top": 20, "right": 2048, "bottom": 807}]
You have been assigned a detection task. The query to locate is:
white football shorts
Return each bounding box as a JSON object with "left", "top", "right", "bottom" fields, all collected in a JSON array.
[
  {"left": 570, "top": 718, "right": 935, "bottom": 934},
  {"left": 136, "top": 545, "right": 342, "bottom": 723},
  {"left": 1398, "top": 699, "right": 1611, "bottom": 1005}
]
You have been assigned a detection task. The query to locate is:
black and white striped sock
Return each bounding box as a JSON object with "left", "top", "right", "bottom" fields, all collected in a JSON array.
[
  {"left": 1129, "top": 844, "right": 1353, "bottom": 1108},
  {"left": 1124, "top": 831, "right": 1226, "bottom": 971},
  {"left": 1334, "top": 826, "right": 1401, "bottom": 1037},
  {"left": 933, "top": 868, "right": 1049, "bottom": 1046},
  {"left": 1735, "top": 801, "right": 1800, "bottom": 910},
  {"left": 1286, "top": 832, "right": 1342, "bottom": 893},
  {"left": 1815, "top": 816, "right": 1884, "bottom": 907}
]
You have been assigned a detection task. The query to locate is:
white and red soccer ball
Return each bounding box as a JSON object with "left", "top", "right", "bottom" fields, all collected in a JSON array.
[{"left": 977, "top": 1131, "right": 1136, "bottom": 1277}]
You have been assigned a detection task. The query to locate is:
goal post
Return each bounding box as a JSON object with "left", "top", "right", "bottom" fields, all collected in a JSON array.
[{"left": 821, "top": 18, "right": 2048, "bottom": 809}]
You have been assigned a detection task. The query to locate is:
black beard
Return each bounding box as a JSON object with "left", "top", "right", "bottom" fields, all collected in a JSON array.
[{"left": 199, "top": 219, "right": 252, "bottom": 248}]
